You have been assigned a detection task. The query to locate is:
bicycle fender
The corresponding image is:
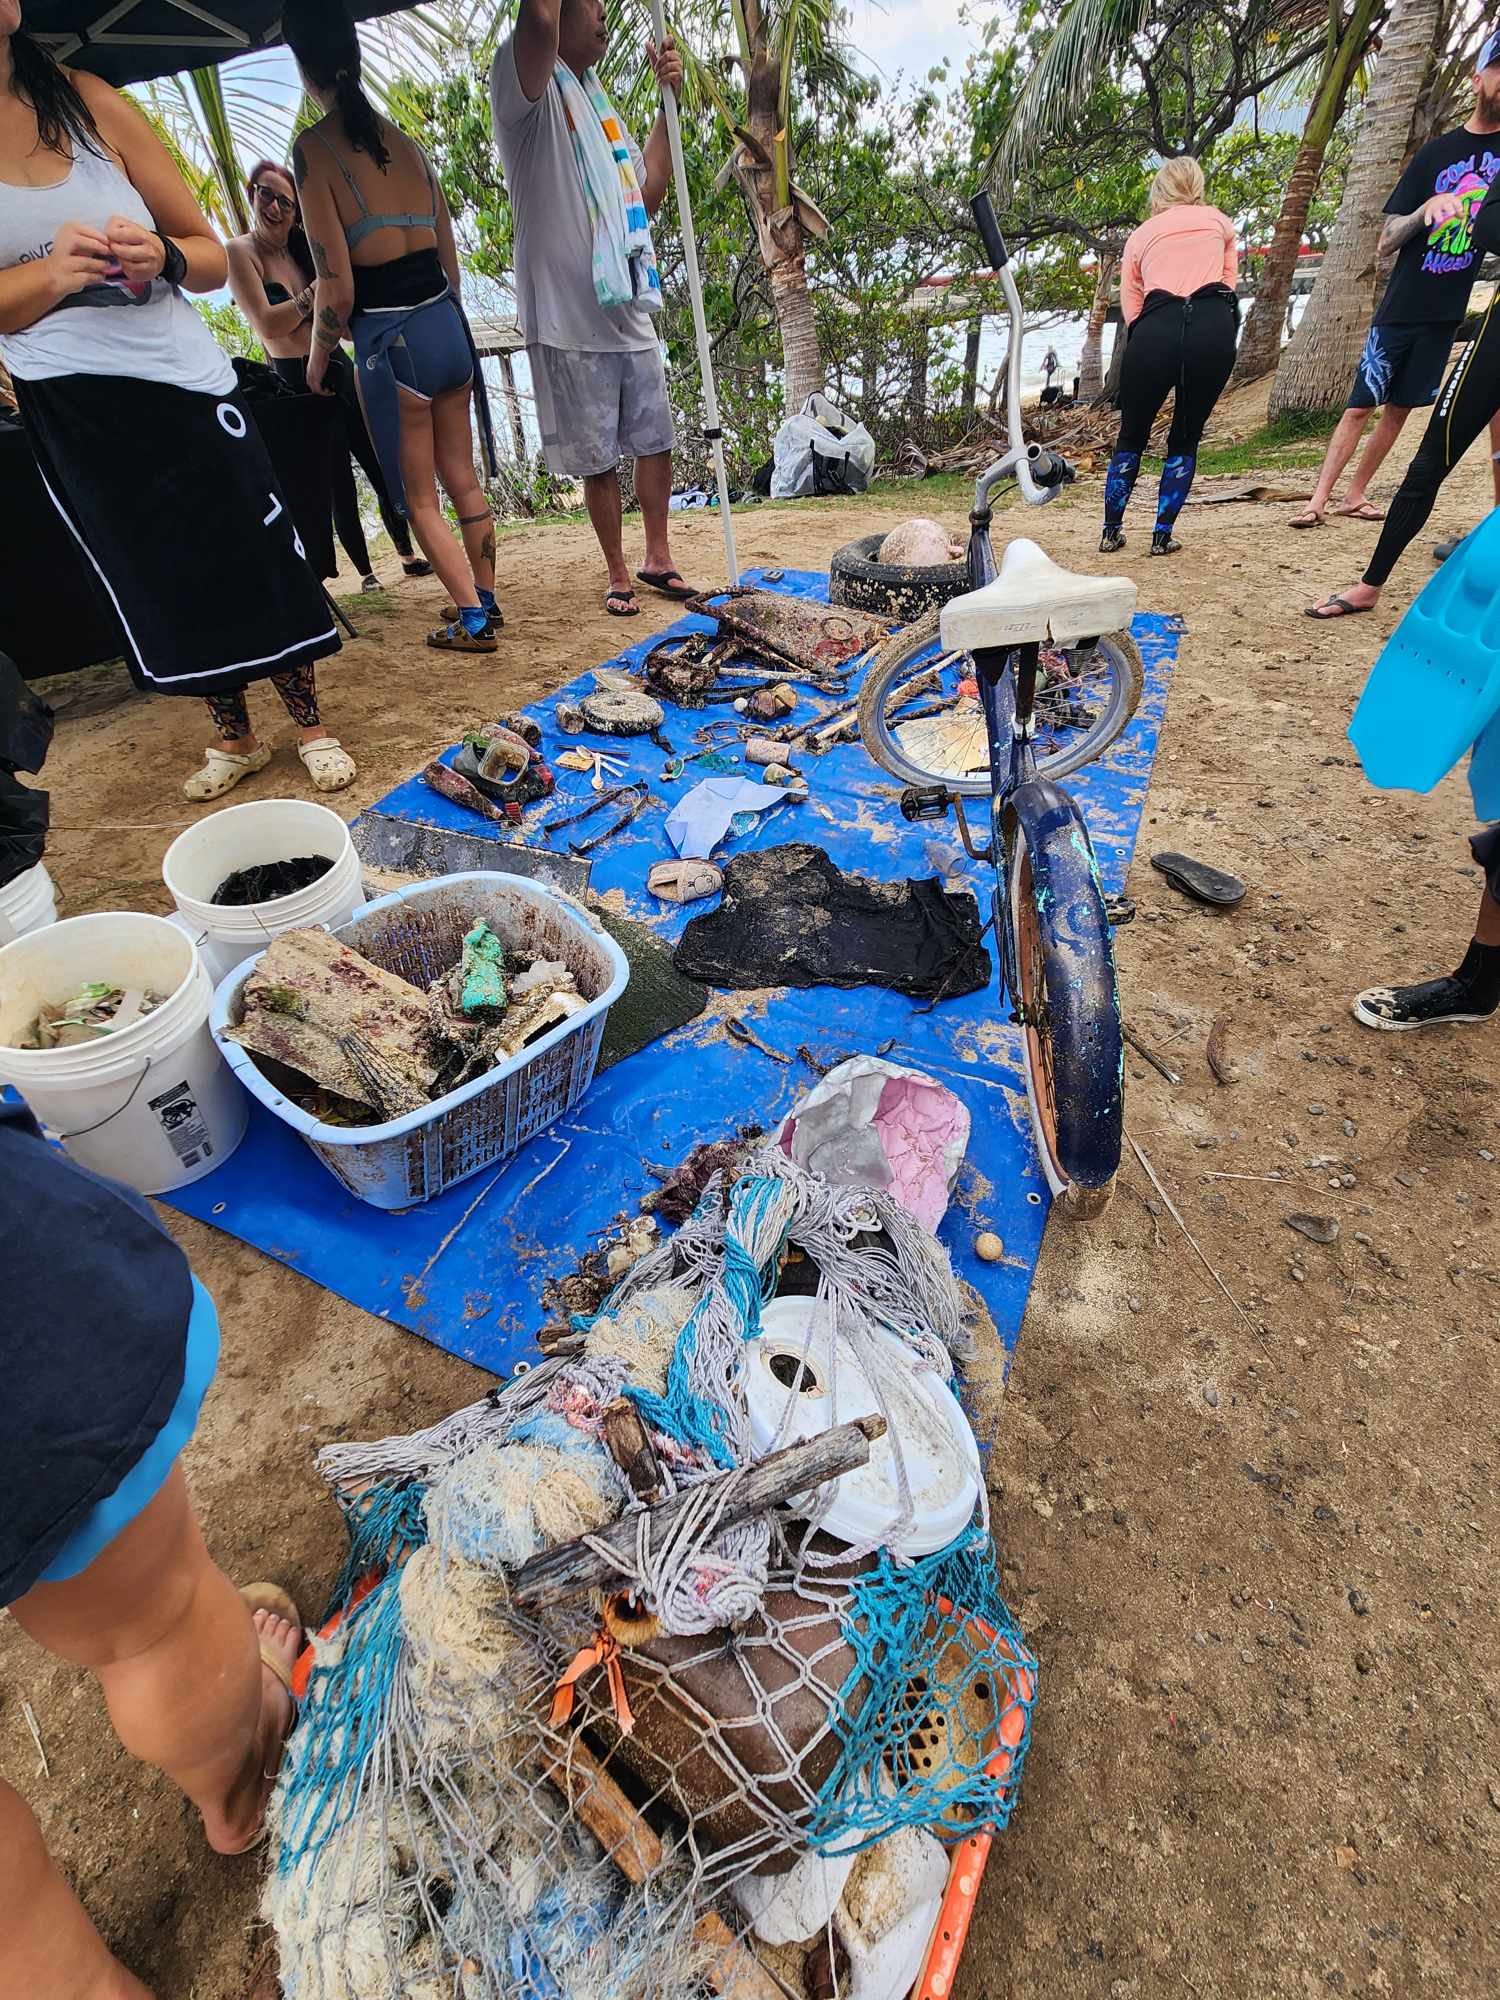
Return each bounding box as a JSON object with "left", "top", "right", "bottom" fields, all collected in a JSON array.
[{"left": 1008, "top": 779, "right": 1124, "bottom": 1190}]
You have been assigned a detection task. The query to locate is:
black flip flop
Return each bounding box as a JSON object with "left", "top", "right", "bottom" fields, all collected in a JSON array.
[
  {"left": 1151, "top": 851, "right": 1246, "bottom": 908},
  {"left": 402, "top": 558, "right": 434, "bottom": 577},
  {"left": 636, "top": 568, "right": 697, "bottom": 601},
  {"left": 606, "top": 587, "right": 641, "bottom": 618},
  {"left": 1305, "top": 594, "right": 1372, "bottom": 620}
]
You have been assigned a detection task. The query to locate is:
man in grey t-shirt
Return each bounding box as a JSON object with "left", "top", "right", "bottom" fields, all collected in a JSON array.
[{"left": 492, "top": 0, "right": 694, "bottom": 616}]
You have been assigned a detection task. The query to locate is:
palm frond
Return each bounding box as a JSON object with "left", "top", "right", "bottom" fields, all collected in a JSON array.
[{"left": 991, "top": 0, "right": 1151, "bottom": 181}]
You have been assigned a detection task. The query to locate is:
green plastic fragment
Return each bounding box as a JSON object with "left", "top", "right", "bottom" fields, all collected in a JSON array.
[{"left": 459, "top": 922, "right": 507, "bottom": 1014}]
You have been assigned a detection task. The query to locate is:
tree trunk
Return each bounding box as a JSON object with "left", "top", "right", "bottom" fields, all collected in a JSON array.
[
  {"left": 908, "top": 322, "right": 930, "bottom": 426},
  {"left": 737, "top": 36, "right": 824, "bottom": 413},
  {"left": 861, "top": 329, "right": 880, "bottom": 429},
  {"left": 1233, "top": 0, "right": 1382, "bottom": 385},
  {"left": 1269, "top": 0, "right": 1445, "bottom": 417},
  {"left": 1101, "top": 313, "right": 1125, "bottom": 404},
  {"left": 961, "top": 316, "right": 982, "bottom": 417},
  {"left": 765, "top": 249, "right": 823, "bottom": 412},
  {"left": 497, "top": 350, "right": 527, "bottom": 464},
  {"left": 1078, "top": 255, "right": 1117, "bottom": 401}
]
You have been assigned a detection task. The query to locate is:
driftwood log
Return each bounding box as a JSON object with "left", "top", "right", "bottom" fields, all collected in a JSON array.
[
  {"left": 513, "top": 1415, "right": 887, "bottom": 1611},
  {"left": 544, "top": 1736, "right": 783, "bottom": 2000}
]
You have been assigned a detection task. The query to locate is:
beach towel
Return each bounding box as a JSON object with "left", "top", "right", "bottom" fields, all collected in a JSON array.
[{"left": 554, "top": 61, "right": 662, "bottom": 315}]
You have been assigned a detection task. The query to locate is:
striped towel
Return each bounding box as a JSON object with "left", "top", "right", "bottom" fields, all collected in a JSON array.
[{"left": 555, "top": 60, "right": 662, "bottom": 315}]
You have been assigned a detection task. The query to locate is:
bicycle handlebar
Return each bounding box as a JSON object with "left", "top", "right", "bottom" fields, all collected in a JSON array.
[{"left": 970, "top": 189, "right": 1069, "bottom": 513}]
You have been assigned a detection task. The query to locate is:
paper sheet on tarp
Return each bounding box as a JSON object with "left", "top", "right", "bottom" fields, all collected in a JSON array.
[{"left": 776, "top": 1056, "right": 970, "bottom": 1233}]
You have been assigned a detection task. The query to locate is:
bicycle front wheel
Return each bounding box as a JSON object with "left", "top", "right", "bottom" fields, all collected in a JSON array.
[
  {"left": 856, "top": 608, "right": 1143, "bottom": 795},
  {"left": 1009, "top": 819, "right": 1123, "bottom": 1219}
]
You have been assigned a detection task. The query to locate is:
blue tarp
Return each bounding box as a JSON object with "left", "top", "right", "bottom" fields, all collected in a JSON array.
[{"left": 165, "top": 571, "right": 1178, "bottom": 1380}]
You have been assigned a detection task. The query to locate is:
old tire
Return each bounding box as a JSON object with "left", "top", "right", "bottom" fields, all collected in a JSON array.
[{"left": 828, "top": 533, "right": 969, "bottom": 621}]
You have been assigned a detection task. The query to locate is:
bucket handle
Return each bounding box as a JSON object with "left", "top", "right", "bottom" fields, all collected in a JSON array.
[{"left": 52, "top": 1054, "right": 155, "bottom": 1143}]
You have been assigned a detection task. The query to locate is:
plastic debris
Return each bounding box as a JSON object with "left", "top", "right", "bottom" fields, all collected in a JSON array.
[
  {"left": 776, "top": 1055, "right": 971, "bottom": 1232},
  {"left": 664, "top": 776, "right": 792, "bottom": 859},
  {"left": 458, "top": 923, "right": 507, "bottom": 1016},
  {"left": 26, "top": 982, "right": 161, "bottom": 1049},
  {"left": 210, "top": 854, "right": 333, "bottom": 907}
]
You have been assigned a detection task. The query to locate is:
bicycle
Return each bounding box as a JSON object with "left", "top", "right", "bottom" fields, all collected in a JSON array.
[{"left": 856, "top": 194, "right": 1140, "bottom": 1217}]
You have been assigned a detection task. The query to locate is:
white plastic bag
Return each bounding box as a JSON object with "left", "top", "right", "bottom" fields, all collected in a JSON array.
[{"left": 770, "top": 391, "right": 876, "bottom": 499}]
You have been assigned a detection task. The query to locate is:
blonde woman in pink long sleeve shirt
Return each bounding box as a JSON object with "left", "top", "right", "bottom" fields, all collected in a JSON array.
[{"left": 1100, "top": 156, "right": 1239, "bottom": 556}]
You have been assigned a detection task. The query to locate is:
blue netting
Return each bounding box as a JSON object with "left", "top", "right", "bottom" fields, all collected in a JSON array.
[
  {"left": 276, "top": 1481, "right": 429, "bottom": 1875},
  {"left": 809, "top": 1528, "right": 1039, "bottom": 1851}
]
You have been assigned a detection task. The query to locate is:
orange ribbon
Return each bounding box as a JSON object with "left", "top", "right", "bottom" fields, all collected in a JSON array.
[{"left": 549, "top": 1623, "right": 636, "bottom": 1735}]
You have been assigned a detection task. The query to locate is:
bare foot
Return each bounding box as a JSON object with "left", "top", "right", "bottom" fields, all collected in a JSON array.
[{"left": 203, "top": 1610, "right": 300, "bottom": 1856}]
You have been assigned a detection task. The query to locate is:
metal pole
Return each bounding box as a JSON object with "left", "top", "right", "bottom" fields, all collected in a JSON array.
[{"left": 646, "top": 3, "right": 738, "bottom": 584}]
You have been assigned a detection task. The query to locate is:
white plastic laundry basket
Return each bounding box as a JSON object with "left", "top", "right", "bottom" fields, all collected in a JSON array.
[
  {"left": 162, "top": 798, "right": 364, "bottom": 984},
  {"left": 0, "top": 911, "right": 247, "bottom": 1193},
  {"left": 0, "top": 860, "right": 59, "bottom": 944},
  {"left": 211, "top": 871, "right": 629, "bottom": 1209}
]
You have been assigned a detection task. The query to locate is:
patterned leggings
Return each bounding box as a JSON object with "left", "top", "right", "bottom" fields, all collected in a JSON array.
[{"left": 204, "top": 665, "right": 320, "bottom": 742}]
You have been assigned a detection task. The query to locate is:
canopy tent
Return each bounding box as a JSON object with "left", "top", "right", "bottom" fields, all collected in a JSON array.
[{"left": 27, "top": 1, "right": 410, "bottom": 88}]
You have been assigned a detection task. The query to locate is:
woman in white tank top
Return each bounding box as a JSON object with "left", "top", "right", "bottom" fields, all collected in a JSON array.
[{"left": 0, "top": 10, "right": 356, "bottom": 800}]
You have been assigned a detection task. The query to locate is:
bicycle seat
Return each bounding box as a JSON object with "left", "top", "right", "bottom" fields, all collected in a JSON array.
[{"left": 940, "top": 537, "right": 1138, "bottom": 652}]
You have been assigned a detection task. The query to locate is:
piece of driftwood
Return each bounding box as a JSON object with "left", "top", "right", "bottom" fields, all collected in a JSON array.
[
  {"left": 1205, "top": 1018, "right": 1238, "bottom": 1085},
  {"left": 514, "top": 1416, "right": 887, "bottom": 1610},
  {"left": 226, "top": 926, "right": 438, "bottom": 1116},
  {"left": 544, "top": 1737, "right": 783, "bottom": 2000},
  {"left": 601, "top": 1397, "right": 665, "bottom": 1502}
]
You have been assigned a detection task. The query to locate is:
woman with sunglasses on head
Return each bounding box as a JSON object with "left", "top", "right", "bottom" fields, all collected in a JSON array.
[
  {"left": 282, "top": 0, "right": 503, "bottom": 653},
  {"left": 0, "top": 6, "right": 357, "bottom": 801},
  {"left": 227, "top": 159, "right": 433, "bottom": 593}
]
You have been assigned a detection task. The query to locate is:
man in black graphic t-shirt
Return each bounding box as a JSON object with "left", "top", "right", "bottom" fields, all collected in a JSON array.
[{"left": 1292, "top": 40, "right": 1500, "bottom": 537}]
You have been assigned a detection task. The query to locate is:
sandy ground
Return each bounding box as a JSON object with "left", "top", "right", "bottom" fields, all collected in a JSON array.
[{"left": 2, "top": 393, "right": 1498, "bottom": 2000}]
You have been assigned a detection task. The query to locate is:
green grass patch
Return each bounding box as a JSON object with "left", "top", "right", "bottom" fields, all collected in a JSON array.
[{"left": 337, "top": 586, "right": 397, "bottom": 617}]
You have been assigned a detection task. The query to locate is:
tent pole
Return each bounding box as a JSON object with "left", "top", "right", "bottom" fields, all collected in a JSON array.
[{"left": 646, "top": 3, "right": 738, "bottom": 585}]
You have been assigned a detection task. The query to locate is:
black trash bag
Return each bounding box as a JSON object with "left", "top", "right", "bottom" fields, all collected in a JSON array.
[
  {"left": 232, "top": 355, "right": 298, "bottom": 402},
  {"left": 0, "top": 649, "right": 52, "bottom": 890}
]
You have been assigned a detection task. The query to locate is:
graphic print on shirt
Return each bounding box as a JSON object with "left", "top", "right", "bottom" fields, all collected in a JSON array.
[{"left": 1424, "top": 151, "right": 1500, "bottom": 275}]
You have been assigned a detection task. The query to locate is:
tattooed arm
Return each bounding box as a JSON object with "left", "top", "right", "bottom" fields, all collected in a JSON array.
[
  {"left": 292, "top": 133, "right": 355, "bottom": 394},
  {"left": 1379, "top": 190, "right": 1466, "bottom": 257}
]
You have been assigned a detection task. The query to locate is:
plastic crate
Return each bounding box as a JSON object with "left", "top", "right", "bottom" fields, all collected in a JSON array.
[{"left": 210, "top": 872, "right": 629, "bottom": 1209}]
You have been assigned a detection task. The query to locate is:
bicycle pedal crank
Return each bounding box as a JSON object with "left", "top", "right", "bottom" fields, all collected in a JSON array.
[{"left": 900, "top": 784, "right": 952, "bottom": 822}]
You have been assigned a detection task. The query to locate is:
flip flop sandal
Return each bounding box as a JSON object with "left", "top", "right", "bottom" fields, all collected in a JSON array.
[
  {"left": 1150, "top": 851, "right": 1246, "bottom": 908},
  {"left": 222, "top": 1582, "right": 304, "bottom": 1857},
  {"left": 184, "top": 743, "right": 271, "bottom": 802},
  {"left": 1304, "top": 595, "right": 1373, "bottom": 620},
  {"left": 606, "top": 587, "right": 641, "bottom": 617},
  {"left": 635, "top": 568, "right": 697, "bottom": 601},
  {"left": 1289, "top": 510, "right": 1325, "bottom": 529},
  {"left": 648, "top": 859, "right": 723, "bottom": 903},
  {"left": 297, "top": 736, "right": 357, "bottom": 793},
  {"left": 426, "top": 619, "right": 498, "bottom": 654},
  {"left": 1333, "top": 501, "right": 1384, "bottom": 521}
]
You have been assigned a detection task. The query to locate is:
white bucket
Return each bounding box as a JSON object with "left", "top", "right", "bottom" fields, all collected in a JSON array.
[
  {"left": 0, "top": 911, "right": 247, "bottom": 1194},
  {"left": 0, "top": 860, "right": 59, "bottom": 945},
  {"left": 162, "top": 798, "right": 364, "bottom": 985}
]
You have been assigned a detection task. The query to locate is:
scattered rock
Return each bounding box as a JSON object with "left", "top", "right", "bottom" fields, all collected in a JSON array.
[
  {"left": 1348, "top": 1588, "right": 1369, "bottom": 1616},
  {"left": 1354, "top": 1649, "right": 1374, "bottom": 1675},
  {"left": 1306, "top": 1102, "right": 1326, "bottom": 1116},
  {"left": 1313, "top": 1504, "right": 1337, "bottom": 1522},
  {"left": 1342, "top": 1118, "right": 1357, "bottom": 1138},
  {"left": 974, "top": 1231, "right": 1004, "bottom": 1263},
  {"left": 1112, "top": 1508, "right": 1127, "bottom": 1526},
  {"left": 1202, "top": 1384, "right": 1220, "bottom": 1408},
  {"left": 1287, "top": 1213, "right": 1339, "bottom": 1245},
  {"left": 1127, "top": 1295, "right": 1142, "bottom": 1314},
  {"left": 1031, "top": 1495, "right": 1054, "bottom": 1520}
]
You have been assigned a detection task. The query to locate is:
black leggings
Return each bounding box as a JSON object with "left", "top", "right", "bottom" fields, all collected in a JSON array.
[
  {"left": 271, "top": 352, "right": 413, "bottom": 571},
  {"left": 1364, "top": 293, "right": 1500, "bottom": 587},
  {"left": 1115, "top": 291, "right": 1238, "bottom": 458}
]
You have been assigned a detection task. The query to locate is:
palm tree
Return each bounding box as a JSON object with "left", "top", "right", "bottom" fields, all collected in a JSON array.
[
  {"left": 667, "top": 0, "right": 856, "bottom": 413},
  {"left": 1232, "top": 0, "right": 1387, "bottom": 384},
  {"left": 1268, "top": 0, "right": 1444, "bottom": 414}
]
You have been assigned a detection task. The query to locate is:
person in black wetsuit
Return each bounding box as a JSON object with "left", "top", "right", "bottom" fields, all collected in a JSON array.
[
  {"left": 226, "top": 158, "right": 432, "bottom": 592},
  {"left": 1345, "top": 43, "right": 1500, "bottom": 1034},
  {"left": 1099, "top": 156, "right": 1239, "bottom": 557}
]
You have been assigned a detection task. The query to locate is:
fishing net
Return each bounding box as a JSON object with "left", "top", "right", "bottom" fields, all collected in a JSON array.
[{"left": 266, "top": 1156, "right": 1038, "bottom": 2000}]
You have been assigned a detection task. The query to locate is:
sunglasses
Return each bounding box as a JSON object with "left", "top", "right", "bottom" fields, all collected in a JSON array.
[{"left": 252, "top": 184, "right": 295, "bottom": 214}]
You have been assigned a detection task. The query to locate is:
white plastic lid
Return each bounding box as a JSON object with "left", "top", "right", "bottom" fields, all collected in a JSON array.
[{"left": 744, "top": 1296, "right": 980, "bottom": 1556}]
